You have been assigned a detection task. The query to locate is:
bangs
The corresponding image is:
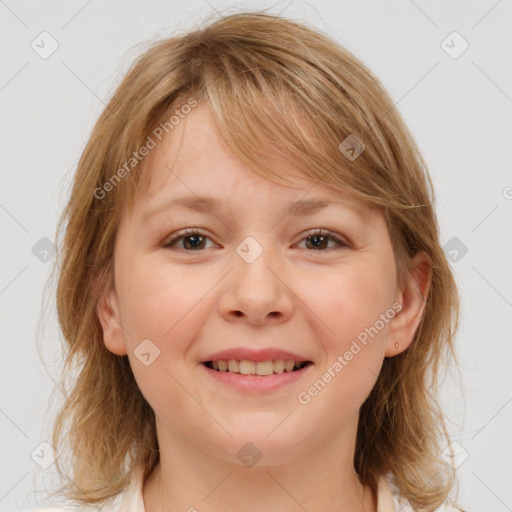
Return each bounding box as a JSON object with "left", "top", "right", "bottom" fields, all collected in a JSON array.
[{"left": 132, "top": 36, "right": 398, "bottom": 216}]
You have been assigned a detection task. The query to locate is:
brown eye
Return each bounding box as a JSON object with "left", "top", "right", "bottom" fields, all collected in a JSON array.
[
  {"left": 163, "top": 229, "right": 215, "bottom": 251},
  {"left": 163, "top": 228, "right": 349, "bottom": 253},
  {"left": 299, "top": 229, "right": 349, "bottom": 251}
]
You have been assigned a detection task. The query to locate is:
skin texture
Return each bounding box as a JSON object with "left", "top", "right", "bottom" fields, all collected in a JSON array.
[{"left": 97, "top": 103, "right": 431, "bottom": 512}]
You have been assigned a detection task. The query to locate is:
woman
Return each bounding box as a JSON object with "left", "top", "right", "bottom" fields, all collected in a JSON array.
[{"left": 27, "top": 11, "right": 464, "bottom": 512}]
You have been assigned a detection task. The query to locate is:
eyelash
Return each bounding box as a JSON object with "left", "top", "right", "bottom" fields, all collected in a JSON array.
[{"left": 162, "top": 228, "right": 349, "bottom": 252}]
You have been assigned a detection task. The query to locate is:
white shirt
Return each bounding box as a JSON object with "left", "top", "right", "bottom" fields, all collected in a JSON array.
[{"left": 23, "top": 468, "right": 460, "bottom": 512}]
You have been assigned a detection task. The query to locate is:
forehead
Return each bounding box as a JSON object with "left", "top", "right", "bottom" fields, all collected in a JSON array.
[{"left": 134, "top": 103, "right": 374, "bottom": 223}]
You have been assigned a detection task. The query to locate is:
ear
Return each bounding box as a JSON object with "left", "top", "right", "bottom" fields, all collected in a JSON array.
[
  {"left": 385, "top": 251, "right": 432, "bottom": 357},
  {"left": 94, "top": 274, "right": 128, "bottom": 356}
]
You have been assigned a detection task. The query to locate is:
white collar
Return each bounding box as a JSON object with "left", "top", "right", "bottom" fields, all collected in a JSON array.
[{"left": 120, "top": 467, "right": 400, "bottom": 512}]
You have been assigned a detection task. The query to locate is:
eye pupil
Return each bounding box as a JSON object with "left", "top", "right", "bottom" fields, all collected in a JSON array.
[
  {"left": 307, "top": 234, "right": 327, "bottom": 250},
  {"left": 165, "top": 230, "right": 345, "bottom": 252},
  {"left": 184, "top": 234, "right": 204, "bottom": 250}
]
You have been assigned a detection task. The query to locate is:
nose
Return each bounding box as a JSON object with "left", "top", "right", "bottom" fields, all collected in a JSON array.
[{"left": 217, "top": 239, "right": 294, "bottom": 326}]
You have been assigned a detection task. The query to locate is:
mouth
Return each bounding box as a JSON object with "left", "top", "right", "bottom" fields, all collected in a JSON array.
[{"left": 202, "top": 359, "right": 313, "bottom": 375}]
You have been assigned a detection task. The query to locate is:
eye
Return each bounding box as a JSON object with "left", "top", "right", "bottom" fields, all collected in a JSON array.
[
  {"left": 296, "top": 229, "right": 349, "bottom": 251},
  {"left": 163, "top": 228, "right": 349, "bottom": 252},
  {"left": 162, "top": 228, "right": 216, "bottom": 251}
]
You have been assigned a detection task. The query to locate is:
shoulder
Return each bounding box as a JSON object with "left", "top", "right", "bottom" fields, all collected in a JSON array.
[
  {"left": 21, "top": 468, "right": 145, "bottom": 512},
  {"left": 22, "top": 502, "right": 121, "bottom": 512},
  {"left": 393, "top": 494, "right": 464, "bottom": 512},
  {"left": 21, "top": 507, "right": 118, "bottom": 512},
  {"left": 385, "top": 474, "right": 464, "bottom": 512},
  {"left": 22, "top": 509, "right": 74, "bottom": 512},
  {"left": 21, "top": 498, "right": 123, "bottom": 512},
  {"left": 21, "top": 493, "right": 124, "bottom": 511}
]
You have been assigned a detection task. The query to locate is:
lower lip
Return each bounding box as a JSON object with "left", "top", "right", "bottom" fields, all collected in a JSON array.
[{"left": 201, "top": 363, "right": 313, "bottom": 393}]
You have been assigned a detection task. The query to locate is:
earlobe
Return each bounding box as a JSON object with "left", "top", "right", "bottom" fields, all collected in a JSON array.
[
  {"left": 385, "top": 251, "right": 432, "bottom": 357},
  {"left": 95, "top": 278, "right": 128, "bottom": 356}
]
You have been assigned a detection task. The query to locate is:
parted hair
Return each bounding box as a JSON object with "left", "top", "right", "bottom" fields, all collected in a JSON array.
[{"left": 45, "top": 9, "right": 462, "bottom": 511}]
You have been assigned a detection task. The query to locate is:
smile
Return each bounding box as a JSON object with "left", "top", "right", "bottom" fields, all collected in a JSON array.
[
  {"left": 201, "top": 359, "right": 313, "bottom": 393},
  {"left": 203, "top": 359, "right": 312, "bottom": 375}
]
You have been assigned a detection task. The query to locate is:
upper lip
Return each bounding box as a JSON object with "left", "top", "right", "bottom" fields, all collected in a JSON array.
[{"left": 201, "top": 348, "right": 311, "bottom": 363}]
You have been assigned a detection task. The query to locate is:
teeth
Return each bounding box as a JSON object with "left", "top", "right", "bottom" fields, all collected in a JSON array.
[
  {"left": 228, "top": 359, "right": 240, "bottom": 373},
  {"left": 256, "top": 361, "right": 274, "bottom": 376},
  {"left": 273, "top": 359, "right": 285, "bottom": 373},
  {"left": 284, "top": 360, "right": 295, "bottom": 372},
  {"left": 238, "top": 360, "right": 255, "bottom": 374},
  {"left": 208, "top": 358, "right": 308, "bottom": 375}
]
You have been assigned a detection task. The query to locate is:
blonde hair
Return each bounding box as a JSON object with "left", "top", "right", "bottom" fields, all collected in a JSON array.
[{"left": 46, "top": 10, "right": 463, "bottom": 511}]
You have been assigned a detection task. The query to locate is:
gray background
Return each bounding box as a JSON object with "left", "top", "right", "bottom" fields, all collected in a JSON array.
[{"left": 1, "top": 1, "right": 511, "bottom": 511}]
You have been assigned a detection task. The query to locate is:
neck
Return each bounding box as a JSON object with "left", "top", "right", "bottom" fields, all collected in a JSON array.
[{"left": 143, "top": 417, "right": 377, "bottom": 512}]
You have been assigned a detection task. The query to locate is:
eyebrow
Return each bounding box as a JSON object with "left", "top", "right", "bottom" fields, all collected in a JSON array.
[{"left": 141, "top": 195, "right": 369, "bottom": 224}]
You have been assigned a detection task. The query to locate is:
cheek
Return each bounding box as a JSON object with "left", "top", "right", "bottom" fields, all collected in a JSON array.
[
  {"left": 116, "top": 254, "right": 219, "bottom": 365},
  {"left": 311, "top": 261, "right": 394, "bottom": 347},
  {"left": 117, "top": 260, "right": 216, "bottom": 421},
  {"left": 300, "top": 262, "right": 394, "bottom": 408},
  {"left": 117, "top": 256, "right": 211, "bottom": 345}
]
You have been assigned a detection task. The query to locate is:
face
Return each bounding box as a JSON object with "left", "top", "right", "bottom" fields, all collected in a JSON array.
[{"left": 98, "top": 103, "right": 428, "bottom": 466}]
